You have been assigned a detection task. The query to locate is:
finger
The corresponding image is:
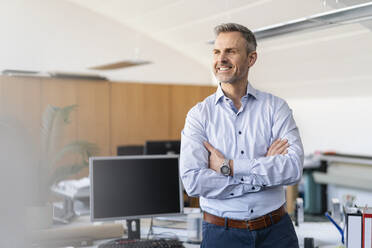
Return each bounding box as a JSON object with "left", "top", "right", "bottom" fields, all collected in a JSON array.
[
  {"left": 268, "top": 139, "right": 284, "bottom": 151},
  {"left": 271, "top": 139, "right": 288, "bottom": 153},
  {"left": 277, "top": 139, "right": 288, "bottom": 146},
  {"left": 271, "top": 139, "right": 282, "bottom": 147},
  {"left": 276, "top": 143, "right": 289, "bottom": 154},
  {"left": 281, "top": 149, "right": 288, "bottom": 155},
  {"left": 277, "top": 139, "right": 288, "bottom": 149},
  {"left": 266, "top": 139, "right": 280, "bottom": 154},
  {"left": 281, "top": 139, "right": 288, "bottom": 144}
]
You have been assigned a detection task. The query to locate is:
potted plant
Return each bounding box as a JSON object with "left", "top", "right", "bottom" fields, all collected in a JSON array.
[{"left": 30, "top": 104, "right": 99, "bottom": 228}]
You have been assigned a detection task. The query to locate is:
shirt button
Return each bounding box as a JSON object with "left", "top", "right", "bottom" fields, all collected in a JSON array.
[
  {"left": 251, "top": 186, "right": 255, "bottom": 190},
  {"left": 241, "top": 150, "right": 244, "bottom": 154},
  {"left": 230, "top": 193, "right": 234, "bottom": 196},
  {"left": 225, "top": 98, "right": 229, "bottom": 101},
  {"left": 251, "top": 209, "right": 254, "bottom": 213},
  {"left": 238, "top": 131, "right": 242, "bottom": 135},
  {"left": 241, "top": 178, "right": 244, "bottom": 182}
]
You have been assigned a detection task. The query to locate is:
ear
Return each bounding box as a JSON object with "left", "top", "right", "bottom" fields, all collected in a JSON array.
[{"left": 248, "top": 51, "right": 257, "bottom": 67}]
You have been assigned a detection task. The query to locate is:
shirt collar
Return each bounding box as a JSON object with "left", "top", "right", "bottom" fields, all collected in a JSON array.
[
  {"left": 214, "top": 84, "right": 225, "bottom": 104},
  {"left": 214, "top": 82, "right": 258, "bottom": 105},
  {"left": 247, "top": 82, "right": 258, "bottom": 100}
]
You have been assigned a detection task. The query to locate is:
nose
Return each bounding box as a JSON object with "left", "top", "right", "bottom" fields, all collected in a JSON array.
[{"left": 217, "top": 51, "right": 228, "bottom": 64}]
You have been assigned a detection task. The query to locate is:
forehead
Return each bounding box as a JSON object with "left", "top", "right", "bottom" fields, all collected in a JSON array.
[{"left": 214, "top": 32, "right": 246, "bottom": 50}]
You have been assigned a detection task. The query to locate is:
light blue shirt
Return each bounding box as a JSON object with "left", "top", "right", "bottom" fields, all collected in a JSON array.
[{"left": 180, "top": 83, "right": 304, "bottom": 220}]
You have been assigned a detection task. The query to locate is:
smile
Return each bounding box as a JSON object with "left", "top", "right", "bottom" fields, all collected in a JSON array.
[{"left": 217, "top": 66, "right": 232, "bottom": 72}]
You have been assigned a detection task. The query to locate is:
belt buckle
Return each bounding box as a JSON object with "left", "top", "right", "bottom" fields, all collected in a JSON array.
[{"left": 245, "top": 220, "right": 250, "bottom": 229}]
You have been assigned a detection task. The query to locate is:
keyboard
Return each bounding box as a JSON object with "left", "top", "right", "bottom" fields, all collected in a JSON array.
[{"left": 98, "top": 238, "right": 185, "bottom": 248}]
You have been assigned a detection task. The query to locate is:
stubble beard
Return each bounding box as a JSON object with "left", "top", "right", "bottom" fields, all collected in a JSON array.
[{"left": 215, "top": 72, "right": 240, "bottom": 85}]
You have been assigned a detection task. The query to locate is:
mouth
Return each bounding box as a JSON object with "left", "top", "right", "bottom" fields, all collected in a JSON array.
[{"left": 217, "top": 66, "right": 233, "bottom": 72}]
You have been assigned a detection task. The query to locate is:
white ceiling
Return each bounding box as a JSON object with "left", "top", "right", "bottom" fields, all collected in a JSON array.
[
  {"left": 67, "top": 0, "right": 336, "bottom": 68},
  {"left": 1, "top": 0, "right": 372, "bottom": 93}
]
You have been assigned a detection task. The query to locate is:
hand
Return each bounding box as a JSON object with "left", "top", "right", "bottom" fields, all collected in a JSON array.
[
  {"left": 203, "top": 141, "right": 233, "bottom": 175},
  {"left": 266, "top": 139, "right": 289, "bottom": 157}
]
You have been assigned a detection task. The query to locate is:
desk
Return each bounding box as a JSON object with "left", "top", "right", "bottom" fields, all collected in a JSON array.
[
  {"left": 93, "top": 220, "right": 342, "bottom": 248},
  {"left": 50, "top": 216, "right": 199, "bottom": 248},
  {"left": 44, "top": 216, "right": 342, "bottom": 248},
  {"left": 295, "top": 222, "right": 342, "bottom": 248}
]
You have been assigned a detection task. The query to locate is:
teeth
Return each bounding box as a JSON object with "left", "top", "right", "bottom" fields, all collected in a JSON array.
[{"left": 219, "top": 67, "right": 230, "bottom": 71}]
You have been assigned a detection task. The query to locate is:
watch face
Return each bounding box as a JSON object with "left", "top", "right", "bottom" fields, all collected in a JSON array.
[{"left": 221, "top": 165, "right": 230, "bottom": 175}]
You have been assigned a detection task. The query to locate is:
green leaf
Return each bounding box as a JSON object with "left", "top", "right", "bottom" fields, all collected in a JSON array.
[
  {"left": 40, "top": 104, "right": 79, "bottom": 171},
  {"left": 59, "top": 104, "right": 78, "bottom": 124},
  {"left": 52, "top": 141, "right": 100, "bottom": 167},
  {"left": 40, "top": 105, "right": 60, "bottom": 166}
]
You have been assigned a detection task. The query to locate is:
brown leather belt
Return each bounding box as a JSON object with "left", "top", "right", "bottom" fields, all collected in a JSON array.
[{"left": 203, "top": 205, "right": 286, "bottom": 231}]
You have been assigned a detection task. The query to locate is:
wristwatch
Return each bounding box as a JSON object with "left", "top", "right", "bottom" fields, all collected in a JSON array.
[{"left": 220, "top": 158, "right": 231, "bottom": 176}]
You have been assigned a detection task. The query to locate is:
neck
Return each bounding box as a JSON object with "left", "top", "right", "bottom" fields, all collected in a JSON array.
[
  {"left": 220, "top": 79, "right": 248, "bottom": 110},
  {"left": 221, "top": 80, "right": 247, "bottom": 101}
]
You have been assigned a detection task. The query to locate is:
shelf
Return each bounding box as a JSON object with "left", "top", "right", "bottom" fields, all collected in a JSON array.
[{"left": 313, "top": 172, "right": 372, "bottom": 191}]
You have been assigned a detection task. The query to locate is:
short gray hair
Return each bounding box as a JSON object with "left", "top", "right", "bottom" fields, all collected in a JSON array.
[{"left": 214, "top": 23, "right": 257, "bottom": 53}]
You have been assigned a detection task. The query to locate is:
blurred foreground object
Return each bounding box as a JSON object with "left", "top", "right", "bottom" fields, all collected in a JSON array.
[
  {"left": 31, "top": 222, "right": 124, "bottom": 247},
  {"left": 0, "top": 116, "right": 36, "bottom": 247}
]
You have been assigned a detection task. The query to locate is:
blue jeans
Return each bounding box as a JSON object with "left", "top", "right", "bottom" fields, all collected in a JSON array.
[{"left": 201, "top": 213, "right": 299, "bottom": 248}]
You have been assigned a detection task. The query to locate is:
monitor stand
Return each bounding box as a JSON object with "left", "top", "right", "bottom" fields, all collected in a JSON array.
[{"left": 127, "top": 219, "right": 141, "bottom": 240}]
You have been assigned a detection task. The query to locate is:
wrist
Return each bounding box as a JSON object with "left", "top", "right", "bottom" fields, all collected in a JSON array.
[
  {"left": 220, "top": 158, "right": 230, "bottom": 176},
  {"left": 220, "top": 159, "right": 234, "bottom": 176}
]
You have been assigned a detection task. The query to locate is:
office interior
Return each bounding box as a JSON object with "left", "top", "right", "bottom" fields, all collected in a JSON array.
[{"left": 1, "top": 0, "right": 372, "bottom": 247}]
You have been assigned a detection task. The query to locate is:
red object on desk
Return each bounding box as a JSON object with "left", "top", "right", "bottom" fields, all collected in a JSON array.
[{"left": 363, "top": 213, "right": 372, "bottom": 248}]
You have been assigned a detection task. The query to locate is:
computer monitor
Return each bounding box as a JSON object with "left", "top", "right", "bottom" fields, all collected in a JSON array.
[
  {"left": 144, "top": 140, "right": 180, "bottom": 155},
  {"left": 89, "top": 155, "right": 183, "bottom": 238},
  {"left": 117, "top": 145, "right": 144, "bottom": 156}
]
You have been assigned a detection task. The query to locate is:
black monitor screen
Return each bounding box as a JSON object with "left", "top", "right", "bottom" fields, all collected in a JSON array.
[
  {"left": 117, "top": 145, "right": 144, "bottom": 156},
  {"left": 144, "top": 140, "right": 180, "bottom": 155},
  {"left": 90, "top": 155, "right": 182, "bottom": 221}
]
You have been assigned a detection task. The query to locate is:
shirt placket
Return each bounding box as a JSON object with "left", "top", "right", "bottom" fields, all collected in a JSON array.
[{"left": 235, "top": 97, "right": 246, "bottom": 183}]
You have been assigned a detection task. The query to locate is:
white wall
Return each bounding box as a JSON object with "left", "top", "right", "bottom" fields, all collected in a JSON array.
[
  {"left": 288, "top": 97, "right": 372, "bottom": 156},
  {"left": 253, "top": 82, "right": 372, "bottom": 156}
]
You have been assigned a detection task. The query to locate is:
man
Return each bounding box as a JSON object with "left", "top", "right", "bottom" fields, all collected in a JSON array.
[{"left": 180, "top": 23, "right": 304, "bottom": 248}]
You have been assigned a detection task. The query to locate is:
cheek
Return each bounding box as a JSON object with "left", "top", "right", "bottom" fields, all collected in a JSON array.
[
  {"left": 238, "top": 60, "right": 250, "bottom": 72},
  {"left": 212, "top": 60, "right": 217, "bottom": 68}
]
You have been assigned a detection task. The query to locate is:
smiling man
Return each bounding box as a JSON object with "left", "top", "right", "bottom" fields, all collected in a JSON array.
[{"left": 180, "top": 23, "right": 304, "bottom": 248}]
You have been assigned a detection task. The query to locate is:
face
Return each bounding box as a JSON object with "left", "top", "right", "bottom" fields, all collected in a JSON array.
[{"left": 213, "top": 32, "right": 256, "bottom": 84}]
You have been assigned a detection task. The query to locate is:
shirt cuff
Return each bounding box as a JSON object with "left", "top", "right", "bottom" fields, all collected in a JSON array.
[
  {"left": 233, "top": 158, "right": 254, "bottom": 178},
  {"left": 233, "top": 158, "right": 264, "bottom": 188}
]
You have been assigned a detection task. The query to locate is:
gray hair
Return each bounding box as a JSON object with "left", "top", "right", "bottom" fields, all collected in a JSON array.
[{"left": 214, "top": 23, "right": 257, "bottom": 53}]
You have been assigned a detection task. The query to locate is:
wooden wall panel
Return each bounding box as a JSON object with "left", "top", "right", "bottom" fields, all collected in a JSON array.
[
  {"left": 75, "top": 80, "right": 110, "bottom": 178},
  {"left": 169, "top": 85, "right": 216, "bottom": 140},
  {"left": 110, "top": 82, "right": 171, "bottom": 154},
  {"left": 1, "top": 76, "right": 216, "bottom": 182},
  {"left": 110, "top": 83, "right": 145, "bottom": 153},
  {"left": 0, "top": 76, "right": 42, "bottom": 146},
  {"left": 200, "top": 85, "right": 217, "bottom": 99},
  {"left": 76, "top": 80, "right": 110, "bottom": 156},
  {"left": 142, "top": 84, "right": 170, "bottom": 141}
]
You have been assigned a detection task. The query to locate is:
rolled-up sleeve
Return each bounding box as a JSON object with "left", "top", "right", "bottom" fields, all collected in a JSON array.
[
  {"left": 180, "top": 105, "right": 260, "bottom": 199},
  {"left": 233, "top": 100, "right": 304, "bottom": 187}
]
